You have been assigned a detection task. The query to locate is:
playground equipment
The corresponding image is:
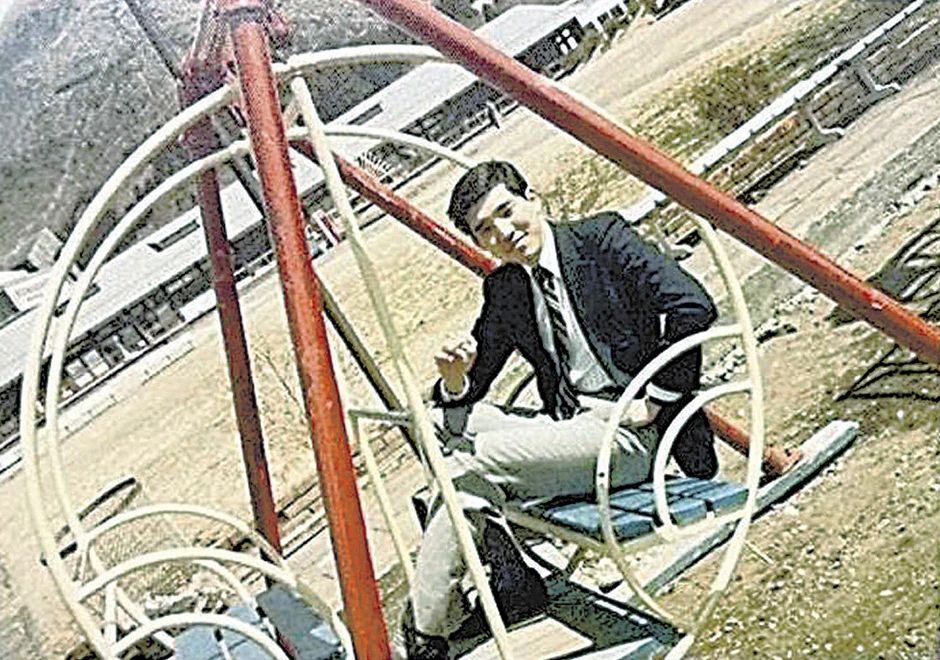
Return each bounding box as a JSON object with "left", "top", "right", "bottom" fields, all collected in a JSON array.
[{"left": 18, "top": 0, "right": 938, "bottom": 657}]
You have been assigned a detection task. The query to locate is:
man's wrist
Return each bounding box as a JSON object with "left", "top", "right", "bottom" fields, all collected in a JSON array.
[
  {"left": 439, "top": 376, "right": 470, "bottom": 402},
  {"left": 647, "top": 382, "right": 682, "bottom": 406}
]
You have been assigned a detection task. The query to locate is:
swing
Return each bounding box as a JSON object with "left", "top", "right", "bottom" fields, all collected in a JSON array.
[{"left": 20, "top": 21, "right": 846, "bottom": 656}]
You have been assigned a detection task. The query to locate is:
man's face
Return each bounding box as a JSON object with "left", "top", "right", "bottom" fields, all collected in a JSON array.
[{"left": 466, "top": 184, "right": 543, "bottom": 265}]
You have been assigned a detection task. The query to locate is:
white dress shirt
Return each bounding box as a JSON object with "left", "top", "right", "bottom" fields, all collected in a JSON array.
[{"left": 526, "top": 221, "right": 615, "bottom": 394}]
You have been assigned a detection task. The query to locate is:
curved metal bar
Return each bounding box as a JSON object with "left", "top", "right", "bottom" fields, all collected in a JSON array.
[
  {"left": 79, "top": 503, "right": 288, "bottom": 572},
  {"left": 277, "top": 45, "right": 444, "bottom": 78},
  {"left": 16, "top": 72, "right": 243, "bottom": 660},
  {"left": 593, "top": 325, "right": 742, "bottom": 624},
  {"left": 687, "top": 218, "right": 764, "bottom": 641},
  {"left": 593, "top": 214, "right": 765, "bottom": 641},
  {"left": 20, "top": 52, "right": 448, "bottom": 653},
  {"left": 289, "top": 124, "right": 477, "bottom": 169},
  {"left": 291, "top": 75, "right": 516, "bottom": 657},
  {"left": 190, "top": 558, "right": 256, "bottom": 608},
  {"left": 77, "top": 548, "right": 297, "bottom": 602},
  {"left": 76, "top": 501, "right": 284, "bottom": 612},
  {"left": 111, "top": 612, "right": 288, "bottom": 659},
  {"left": 43, "top": 143, "right": 251, "bottom": 533},
  {"left": 350, "top": 414, "right": 417, "bottom": 590},
  {"left": 651, "top": 380, "right": 751, "bottom": 541},
  {"left": 35, "top": 142, "right": 259, "bottom": 655}
]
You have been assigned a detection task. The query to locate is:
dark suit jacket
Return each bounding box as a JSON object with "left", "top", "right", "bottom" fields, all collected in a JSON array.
[{"left": 436, "top": 212, "right": 720, "bottom": 477}]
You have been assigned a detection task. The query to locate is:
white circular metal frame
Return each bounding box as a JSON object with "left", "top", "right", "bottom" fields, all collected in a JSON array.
[
  {"left": 19, "top": 38, "right": 764, "bottom": 660},
  {"left": 592, "top": 215, "right": 765, "bottom": 650},
  {"left": 292, "top": 75, "right": 522, "bottom": 658},
  {"left": 651, "top": 380, "right": 751, "bottom": 542},
  {"left": 283, "top": 73, "right": 764, "bottom": 656},
  {"left": 19, "top": 45, "right": 446, "bottom": 660}
]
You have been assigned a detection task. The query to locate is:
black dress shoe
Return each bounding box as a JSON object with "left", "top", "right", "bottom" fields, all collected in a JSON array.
[
  {"left": 452, "top": 566, "right": 549, "bottom": 641},
  {"left": 395, "top": 604, "right": 450, "bottom": 659},
  {"left": 496, "top": 565, "right": 548, "bottom": 624}
]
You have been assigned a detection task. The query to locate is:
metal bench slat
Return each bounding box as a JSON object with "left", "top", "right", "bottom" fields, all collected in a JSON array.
[{"left": 517, "top": 477, "right": 746, "bottom": 543}]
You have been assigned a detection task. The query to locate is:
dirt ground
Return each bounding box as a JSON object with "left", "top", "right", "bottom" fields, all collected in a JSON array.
[{"left": 1, "top": 0, "right": 938, "bottom": 657}]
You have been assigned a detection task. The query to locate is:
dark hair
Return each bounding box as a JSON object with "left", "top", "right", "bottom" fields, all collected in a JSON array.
[{"left": 447, "top": 160, "right": 529, "bottom": 236}]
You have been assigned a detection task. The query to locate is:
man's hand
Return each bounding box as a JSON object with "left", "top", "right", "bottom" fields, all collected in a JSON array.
[
  {"left": 624, "top": 397, "right": 661, "bottom": 427},
  {"left": 434, "top": 337, "right": 477, "bottom": 396}
]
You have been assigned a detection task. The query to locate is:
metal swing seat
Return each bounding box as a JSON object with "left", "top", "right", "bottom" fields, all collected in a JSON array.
[
  {"left": 392, "top": 304, "right": 764, "bottom": 660},
  {"left": 339, "top": 128, "right": 767, "bottom": 658},
  {"left": 274, "top": 42, "right": 769, "bottom": 656}
]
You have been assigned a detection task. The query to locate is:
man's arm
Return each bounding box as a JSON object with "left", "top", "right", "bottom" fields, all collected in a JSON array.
[
  {"left": 431, "top": 271, "right": 516, "bottom": 435},
  {"left": 601, "top": 218, "right": 717, "bottom": 405}
]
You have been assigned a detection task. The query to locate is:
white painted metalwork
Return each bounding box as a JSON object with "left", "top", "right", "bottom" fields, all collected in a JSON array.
[
  {"left": 349, "top": 410, "right": 419, "bottom": 590},
  {"left": 292, "top": 74, "right": 520, "bottom": 658},
  {"left": 283, "top": 74, "right": 764, "bottom": 656},
  {"left": 585, "top": 205, "right": 766, "bottom": 652},
  {"left": 651, "top": 380, "right": 752, "bottom": 542},
  {"left": 20, "top": 44, "right": 446, "bottom": 660},
  {"left": 76, "top": 549, "right": 297, "bottom": 602},
  {"left": 620, "top": 0, "right": 927, "bottom": 225},
  {"left": 17, "top": 32, "right": 776, "bottom": 657}
]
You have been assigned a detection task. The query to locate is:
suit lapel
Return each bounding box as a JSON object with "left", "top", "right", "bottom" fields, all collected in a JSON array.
[{"left": 551, "top": 221, "right": 626, "bottom": 386}]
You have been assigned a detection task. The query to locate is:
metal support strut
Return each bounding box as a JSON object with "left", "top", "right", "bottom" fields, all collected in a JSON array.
[
  {"left": 180, "top": 60, "right": 283, "bottom": 555},
  {"left": 221, "top": 2, "right": 390, "bottom": 657}
]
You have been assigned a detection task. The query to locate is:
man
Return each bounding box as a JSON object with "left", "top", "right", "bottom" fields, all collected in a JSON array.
[{"left": 401, "top": 160, "right": 717, "bottom": 658}]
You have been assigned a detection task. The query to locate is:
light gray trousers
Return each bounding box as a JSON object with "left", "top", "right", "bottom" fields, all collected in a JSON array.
[{"left": 412, "top": 398, "right": 659, "bottom": 636}]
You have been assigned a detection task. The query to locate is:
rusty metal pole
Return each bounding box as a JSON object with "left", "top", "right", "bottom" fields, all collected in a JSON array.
[
  {"left": 222, "top": 4, "right": 389, "bottom": 657},
  {"left": 181, "top": 65, "right": 283, "bottom": 552},
  {"left": 292, "top": 141, "right": 798, "bottom": 475},
  {"left": 705, "top": 410, "right": 799, "bottom": 477},
  {"left": 356, "top": 0, "right": 940, "bottom": 366},
  {"left": 294, "top": 141, "right": 497, "bottom": 276}
]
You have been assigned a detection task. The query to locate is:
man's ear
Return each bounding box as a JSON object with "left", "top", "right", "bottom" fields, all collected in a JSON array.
[{"left": 529, "top": 188, "right": 553, "bottom": 216}]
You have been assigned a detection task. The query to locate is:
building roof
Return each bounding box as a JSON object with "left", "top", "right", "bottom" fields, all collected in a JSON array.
[
  {"left": 327, "top": 3, "right": 579, "bottom": 160},
  {"left": 0, "top": 181, "right": 263, "bottom": 388}
]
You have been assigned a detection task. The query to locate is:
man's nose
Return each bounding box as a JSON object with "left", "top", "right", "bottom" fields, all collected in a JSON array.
[{"left": 493, "top": 216, "right": 514, "bottom": 239}]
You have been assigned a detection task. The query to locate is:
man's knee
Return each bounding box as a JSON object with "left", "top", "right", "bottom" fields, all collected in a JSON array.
[{"left": 671, "top": 411, "right": 718, "bottom": 479}]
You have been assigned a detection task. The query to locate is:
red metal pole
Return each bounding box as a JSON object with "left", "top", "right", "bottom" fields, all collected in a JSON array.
[
  {"left": 292, "top": 140, "right": 498, "bottom": 276},
  {"left": 705, "top": 410, "right": 799, "bottom": 477},
  {"left": 356, "top": 0, "right": 940, "bottom": 366},
  {"left": 222, "top": 5, "right": 390, "bottom": 657},
  {"left": 181, "top": 64, "right": 282, "bottom": 552}
]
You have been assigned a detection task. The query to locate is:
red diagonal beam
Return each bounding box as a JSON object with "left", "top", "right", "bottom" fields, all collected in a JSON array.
[
  {"left": 356, "top": 0, "right": 940, "bottom": 366},
  {"left": 181, "top": 68, "right": 283, "bottom": 553},
  {"left": 222, "top": 4, "right": 389, "bottom": 657}
]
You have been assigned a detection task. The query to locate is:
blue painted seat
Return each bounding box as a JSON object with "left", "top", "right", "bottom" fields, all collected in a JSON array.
[
  {"left": 515, "top": 476, "right": 748, "bottom": 543},
  {"left": 174, "top": 585, "right": 344, "bottom": 659}
]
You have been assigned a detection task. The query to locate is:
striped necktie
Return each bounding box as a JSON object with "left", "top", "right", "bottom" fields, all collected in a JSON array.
[{"left": 533, "top": 265, "right": 580, "bottom": 418}]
